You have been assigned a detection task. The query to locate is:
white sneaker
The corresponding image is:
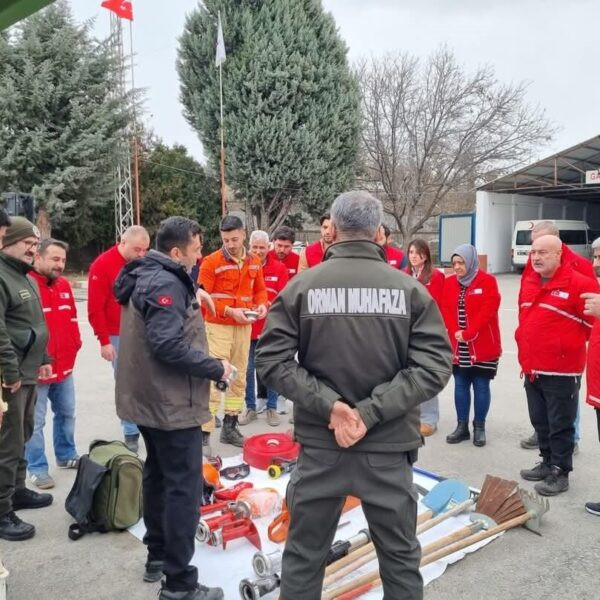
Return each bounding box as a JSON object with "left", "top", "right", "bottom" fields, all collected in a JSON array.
[{"left": 30, "top": 473, "right": 55, "bottom": 489}]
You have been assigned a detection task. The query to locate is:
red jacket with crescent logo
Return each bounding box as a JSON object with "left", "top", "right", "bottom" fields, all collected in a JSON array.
[
  {"left": 516, "top": 263, "right": 599, "bottom": 376},
  {"left": 30, "top": 271, "right": 82, "bottom": 384},
  {"left": 268, "top": 249, "right": 299, "bottom": 279},
  {"left": 441, "top": 270, "right": 502, "bottom": 364},
  {"left": 87, "top": 244, "right": 126, "bottom": 345},
  {"left": 404, "top": 267, "right": 445, "bottom": 309},
  {"left": 385, "top": 245, "right": 406, "bottom": 270},
  {"left": 586, "top": 320, "right": 600, "bottom": 409},
  {"left": 252, "top": 254, "right": 288, "bottom": 339}
]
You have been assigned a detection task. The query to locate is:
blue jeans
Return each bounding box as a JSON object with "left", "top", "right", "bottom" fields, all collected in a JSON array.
[
  {"left": 420, "top": 396, "right": 439, "bottom": 426},
  {"left": 245, "top": 339, "right": 277, "bottom": 411},
  {"left": 25, "top": 376, "right": 78, "bottom": 476},
  {"left": 453, "top": 371, "right": 491, "bottom": 422},
  {"left": 110, "top": 335, "right": 139, "bottom": 436}
]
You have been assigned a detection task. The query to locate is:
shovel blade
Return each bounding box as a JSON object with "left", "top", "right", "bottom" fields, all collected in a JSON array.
[{"left": 421, "top": 479, "right": 470, "bottom": 516}]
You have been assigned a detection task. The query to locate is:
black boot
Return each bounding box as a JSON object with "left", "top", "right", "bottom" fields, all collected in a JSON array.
[
  {"left": 143, "top": 559, "right": 164, "bottom": 583},
  {"left": 534, "top": 465, "right": 569, "bottom": 496},
  {"left": 0, "top": 511, "right": 35, "bottom": 541},
  {"left": 473, "top": 421, "right": 486, "bottom": 447},
  {"left": 12, "top": 487, "right": 53, "bottom": 510},
  {"left": 446, "top": 421, "right": 470, "bottom": 444},
  {"left": 219, "top": 414, "right": 245, "bottom": 447}
]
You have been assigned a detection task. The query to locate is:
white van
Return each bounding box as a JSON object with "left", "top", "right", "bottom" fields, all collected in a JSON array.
[{"left": 511, "top": 220, "right": 592, "bottom": 270}]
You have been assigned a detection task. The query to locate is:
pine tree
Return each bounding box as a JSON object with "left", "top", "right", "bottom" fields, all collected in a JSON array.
[
  {"left": 0, "top": 0, "right": 130, "bottom": 247},
  {"left": 140, "top": 140, "right": 222, "bottom": 251},
  {"left": 178, "top": 0, "right": 360, "bottom": 232}
]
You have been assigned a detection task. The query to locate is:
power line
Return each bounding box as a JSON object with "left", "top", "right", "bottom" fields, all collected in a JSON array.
[{"left": 140, "top": 157, "right": 209, "bottom": 177}]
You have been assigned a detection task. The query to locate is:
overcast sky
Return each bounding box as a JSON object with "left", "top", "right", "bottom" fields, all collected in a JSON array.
[{"left": 71, "top": 0, "right": 599, "bottom": 164}]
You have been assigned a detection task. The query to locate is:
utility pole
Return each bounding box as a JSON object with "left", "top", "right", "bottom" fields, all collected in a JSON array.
[{"left": 109, "top": 12, "right": 134, "bottom": 240}]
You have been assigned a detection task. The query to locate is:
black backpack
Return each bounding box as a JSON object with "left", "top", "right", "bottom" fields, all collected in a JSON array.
[{"left": 65, "top": 440, "right": 143, "bottom": 540}]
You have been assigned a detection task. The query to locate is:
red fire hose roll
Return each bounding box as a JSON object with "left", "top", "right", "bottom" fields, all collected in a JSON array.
[{"left": 243, "top": 433, "right": 300, "bottom": 470}]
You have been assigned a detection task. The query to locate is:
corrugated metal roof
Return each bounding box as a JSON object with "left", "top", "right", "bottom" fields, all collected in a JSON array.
[{"left": 478, "top": 134, "right": 600, "bottom": 201}]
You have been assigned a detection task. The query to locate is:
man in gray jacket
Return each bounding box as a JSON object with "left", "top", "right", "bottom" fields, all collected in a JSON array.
[
  {"left": 256, "top": 191, "right": 452, "bottom": 600},
  {"left": 115, "top": 217, "right": 232, "bottom": 600}
]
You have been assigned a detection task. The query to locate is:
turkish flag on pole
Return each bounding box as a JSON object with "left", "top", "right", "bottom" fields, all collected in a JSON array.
[{"left": 101, "top": 0, "right": 134, "bottom": 21}]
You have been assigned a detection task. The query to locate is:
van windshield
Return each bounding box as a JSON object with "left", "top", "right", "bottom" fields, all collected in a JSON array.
[
  {"left": 560, "top": 230, "right": 587, "bottom": 245},
  {"left": 516, "top": 229, "right": 588, "bottom": 246}
]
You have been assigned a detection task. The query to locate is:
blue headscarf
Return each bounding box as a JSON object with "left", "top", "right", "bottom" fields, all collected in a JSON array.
[{"left": 452, "top": 244, "right": 479, "bottom": 287}]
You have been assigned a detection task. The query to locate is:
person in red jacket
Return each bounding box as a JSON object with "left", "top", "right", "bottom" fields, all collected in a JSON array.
[
  {"left": 581, "top": 238, "right": 600, "bottom": 514},
  {"left": 405, "top": 238, "right": 445, "bottom": 436},
  {"left": 240, "top": 230, "right": 289, "bottom": 427},
  {"left": 298, "top": 213, "right": 333, "bottom": 272},
  {"left": 520, "top": 220, "right": 595, "bottom": 451},
  {"left": 87, "top": 225, "right": 149, "bottom": 451},
  {"left": 25, "top": 239, "right": 82, "bottom": 490},
  {"left": 442, "top": 244, "right": 501, "bottom": 448},
  {"left": 269, "top": 226, "right": 299, "bottom": 279},
  {"left": 378, "top": 224, "right": 407, "bottom": 269},
  {"left": 517, "top": 235, "right": 599, "bottom": 496}
]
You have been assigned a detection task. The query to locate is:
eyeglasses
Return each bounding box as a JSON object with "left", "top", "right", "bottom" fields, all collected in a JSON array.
[{"left": 21, "top": 240, "right": 40, "bottom": 250}]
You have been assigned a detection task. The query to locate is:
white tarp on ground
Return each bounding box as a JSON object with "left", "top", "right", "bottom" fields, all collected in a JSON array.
[{"left": 130, "top": 457, "right": 501, "bottom": 599}]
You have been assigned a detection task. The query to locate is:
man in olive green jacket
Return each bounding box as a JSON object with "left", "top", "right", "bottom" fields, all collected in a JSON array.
[
  {"left": 0, "top": 217, "right": 53, "bottom": 542},
  {"left": 256, "top": 191, "right": 452, "bottom": 600}
]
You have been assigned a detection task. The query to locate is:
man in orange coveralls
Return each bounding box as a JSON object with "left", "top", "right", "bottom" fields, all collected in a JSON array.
[{"left": 199, "top": 216, "right": 268, "bottom": 447}]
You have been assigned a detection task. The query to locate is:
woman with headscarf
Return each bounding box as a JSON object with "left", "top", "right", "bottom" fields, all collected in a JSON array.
[
  {"left": 405, "top": 238, "right": 446, "bottom": 436},
  {"left": 441, "top": 244, "right": 502, "bottom": 447}
]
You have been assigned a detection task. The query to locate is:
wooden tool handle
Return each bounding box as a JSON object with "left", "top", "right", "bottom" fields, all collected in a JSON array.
[
  {"left": 322, "top": 549, "right": 377, "bottom": 588},
  {"left": 416, "top": 499, "right": 474, "bottom": 535},
  {"left": 421, "top": 512, "right": 530, "bottom": 567},
  {"left": 322, "top": 570, "right": 381, "bottom": 600},
  {"left": 416, "top": 508, "right": 433, "bottom": 525},
  {"left": 324, "top": 512, "right": 531, "bottom": 600},
  {"left": 421, "top": 524, "right": 476, "bottom": 557},
  {"left": 324, "top": 542, "right": 374, "bottom": 577}
]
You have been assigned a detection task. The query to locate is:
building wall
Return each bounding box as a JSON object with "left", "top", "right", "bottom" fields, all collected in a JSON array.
[{"left": 476, "top": 191, "right": 600, "bottom": 273}]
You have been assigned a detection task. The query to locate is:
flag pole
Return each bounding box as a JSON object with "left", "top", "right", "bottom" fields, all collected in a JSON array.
[
  {"left": 129, "top": 19, "right": 141, "bottom": 225},
  {"left": 219, "top": 60, "right": 226, "bottom": 217},
  {"left": 217, "top": 10, "right": 226, "bottom": 217}
]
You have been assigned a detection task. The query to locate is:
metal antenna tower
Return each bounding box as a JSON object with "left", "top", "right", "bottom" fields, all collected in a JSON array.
[{"left": 109, "top": 13, "right": 134, "bottom": 240}]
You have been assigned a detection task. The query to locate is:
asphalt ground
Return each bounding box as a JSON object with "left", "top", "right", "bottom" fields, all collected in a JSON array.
[{"left": 1, "top": 273, "right": 599, "bottom": 600}]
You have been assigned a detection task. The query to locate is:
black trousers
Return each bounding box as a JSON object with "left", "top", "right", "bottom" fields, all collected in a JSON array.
[
  {"left": 524, "top": 375, "right": 578, "bottom": 472},
  {"left": 138, "top": 425, "right": 203, "bottom": 592},
  {"left": 256, "top": 372, "right": 268, "bottom": 400},
  {"left": 0, "top": 385, "right": 37, "bottom": 517},
  {"left": 280, "top": 447, "right": 422, "bottom": 600}
]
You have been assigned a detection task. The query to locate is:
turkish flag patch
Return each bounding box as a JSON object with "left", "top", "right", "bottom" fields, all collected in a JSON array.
[{"left": 158, "top": 295, "right": 173, "bottom": 306}]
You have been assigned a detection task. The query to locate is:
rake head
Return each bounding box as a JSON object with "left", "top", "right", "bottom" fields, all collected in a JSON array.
[{"left": 520, "top": 489, "right": 550, "bottom": 535}]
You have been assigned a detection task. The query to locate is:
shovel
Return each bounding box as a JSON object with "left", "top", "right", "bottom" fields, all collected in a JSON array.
[{"left": 416, "top": 478, "right": 470, "bottom": 525}]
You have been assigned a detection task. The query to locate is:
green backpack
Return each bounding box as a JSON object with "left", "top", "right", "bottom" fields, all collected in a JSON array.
[{"left": 65, "top": 440, "right": 143, "bottom": 540}]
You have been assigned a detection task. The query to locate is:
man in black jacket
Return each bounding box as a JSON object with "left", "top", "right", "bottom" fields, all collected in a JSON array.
[
  {"left": 256, "top": 191, "right": 453, "bottom": 600},
  {"left": 115, "top": 217, "right": 231, "bottom": 600}
]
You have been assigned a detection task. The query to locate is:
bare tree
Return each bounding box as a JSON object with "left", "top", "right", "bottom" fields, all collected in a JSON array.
[{"left": 355, "top": 48, "right": 556, "bottom": 245}]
